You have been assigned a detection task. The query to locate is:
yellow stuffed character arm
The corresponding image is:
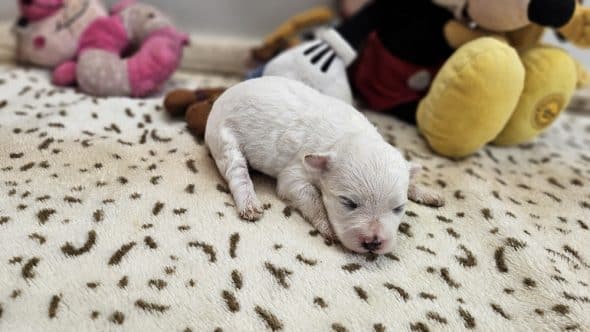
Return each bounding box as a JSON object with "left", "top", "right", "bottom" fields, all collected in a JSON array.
[
  {"left": 574, "top": 58, "right": 590, "bottom": 88},
  {"left": 559, "top": 5, "right": 590, "bottom": 47},
  {"left": 443, "top": 20, "right": 507, "bottom": 49}
]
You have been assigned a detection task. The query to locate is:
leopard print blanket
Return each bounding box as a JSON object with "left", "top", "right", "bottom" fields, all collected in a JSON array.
[{"left": 1, "top": 66, "right": 589, "bottom": 332}]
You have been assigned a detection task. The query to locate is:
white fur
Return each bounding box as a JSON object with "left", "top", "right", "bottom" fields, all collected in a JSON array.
[{"left": 205, "top": 77, "right": 442, "bottom": 254}]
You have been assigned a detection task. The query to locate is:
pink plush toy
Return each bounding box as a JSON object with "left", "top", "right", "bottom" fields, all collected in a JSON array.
[{"left": 13, "top": 0, "right": 189, "bottom": 97}]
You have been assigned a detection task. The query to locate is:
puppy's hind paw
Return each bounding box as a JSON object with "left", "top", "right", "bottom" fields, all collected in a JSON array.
[{"left": 239, "top": 203, "right": 264, "bottom": 221}]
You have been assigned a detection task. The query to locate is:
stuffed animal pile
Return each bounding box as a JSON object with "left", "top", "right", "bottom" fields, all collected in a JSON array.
[
  {"left": 260, "top": 0, "right": 590, "bottom": 157},
  {"left": 250, "top": 6, "right": 334, "bottom": 65},
  {"left": 13, "top": 0, "right": 188, "bottom": 97}
]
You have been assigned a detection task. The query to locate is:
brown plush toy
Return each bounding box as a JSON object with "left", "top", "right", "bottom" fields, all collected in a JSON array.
[
  {"left": 250, "top": 6, "right": 334, "bottom": 63},
  {"left": 163, "top": 88, "right": 225, "bottom": 136}
]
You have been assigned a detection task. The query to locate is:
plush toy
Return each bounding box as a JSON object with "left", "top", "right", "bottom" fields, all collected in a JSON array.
[
  {"left": 163, "top": 6, "right": 335, "bottom": 133},
  {"left": 13, "top": 0, "right": 188, "bottom": 97},
  {"left": 163, "top": 87, "right": 226, "bottom": 136},
  {"left": 337, "top": 0, "right": 371, "bottom": 19},
  {"left": 250, "top": 6, "right": 334, "bottom": 64},
  {"left": 262, "top": 0, "right": 590, "bottom": 157}
]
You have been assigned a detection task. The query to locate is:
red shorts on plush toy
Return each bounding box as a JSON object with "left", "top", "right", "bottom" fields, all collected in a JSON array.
[{"left": 351, "top": 32, "right": 442, "bottom": 111}]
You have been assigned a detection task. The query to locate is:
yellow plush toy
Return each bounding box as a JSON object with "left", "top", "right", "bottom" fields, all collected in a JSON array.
[
  {"left": 261, "top": 0, "right": 590, "bottom": 158},
  {"left": 419, "top": 0, "right": 589, "bottom": 156}
]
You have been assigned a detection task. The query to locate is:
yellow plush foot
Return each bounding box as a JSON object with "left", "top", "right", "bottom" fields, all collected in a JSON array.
[
  {"left": 493, "top": 46, "right": 577, "bottom": 146},
  {"left": 417, "top": 38, "right": 525, "bottom": 157}
]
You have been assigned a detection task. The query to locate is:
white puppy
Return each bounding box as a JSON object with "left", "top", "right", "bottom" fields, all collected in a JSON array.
[{"left": 205, "top": 76, "right": 443, "bottom": 254}]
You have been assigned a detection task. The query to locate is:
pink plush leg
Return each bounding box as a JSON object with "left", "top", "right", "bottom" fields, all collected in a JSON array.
[
  {"left": 77, "top": 50, "right": 131, "bottom": 97},
  {"left": 77, "top": 16, "right": 129, "bottom": 55},
  {"left": 52, "top": 61, "right": 77, "bottom": 86},
  {"left": 127, "top": 28, "right": 187, "bottom": 97}
]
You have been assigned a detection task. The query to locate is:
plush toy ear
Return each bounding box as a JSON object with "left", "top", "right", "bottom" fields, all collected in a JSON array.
[
  {"left": 528, "top": 0, "right": 577, "bottom": 28},
  {"left": 303, "top": 152, "right": 336, "bottom": 173},
  {"left": 409, "top": 162, "right": 422, "bottom": 179}
]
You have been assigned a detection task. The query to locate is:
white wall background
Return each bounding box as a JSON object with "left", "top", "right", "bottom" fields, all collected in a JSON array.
[
  {"left": 545, "top": 33, "right": 589, "bottom": 66},
  {"left": 0, "top": 0, "right": 587, "bottom": 64},
  {"left": 0, "top": 0, "right": 334, "bottom": 38}
]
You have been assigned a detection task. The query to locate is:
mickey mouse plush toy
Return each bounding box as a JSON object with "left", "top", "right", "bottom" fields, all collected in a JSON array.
[{"left": 264, "top": 0, "right": 589, "bottom": 157}]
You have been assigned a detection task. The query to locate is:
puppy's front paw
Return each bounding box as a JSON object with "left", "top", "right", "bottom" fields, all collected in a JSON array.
[
  {"left": 408, "top": 184, "right": 445, "bottom": 208},
  {"left": 411, "top": 192, "right": 445, "bottom": 208},
  {"left": 314, "top": 219, "right": 337, "bottom": 241},
  {"left": 239, "top": 202, "right": 264, "bottom": 221}
]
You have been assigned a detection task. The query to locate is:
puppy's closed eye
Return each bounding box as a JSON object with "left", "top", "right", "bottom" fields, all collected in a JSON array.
[
  {"left": 339, "top": 196, "right": 358, "bottom": 210},
  {"left": 393, "top": 205, "right": 405, "bottom": 215}
]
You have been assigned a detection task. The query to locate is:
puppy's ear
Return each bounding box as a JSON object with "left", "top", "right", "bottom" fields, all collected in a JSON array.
[
  {"left": 408, "top": 162, "right": 422, "bottom": 179},
  {"left": 303, "top": 152, "right": 336, "bottom": 173}
]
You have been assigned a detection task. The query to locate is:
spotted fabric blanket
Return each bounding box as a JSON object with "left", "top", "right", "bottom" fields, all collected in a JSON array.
[{"left": 0, "top": 66, "right": 589, "bottom": 332}]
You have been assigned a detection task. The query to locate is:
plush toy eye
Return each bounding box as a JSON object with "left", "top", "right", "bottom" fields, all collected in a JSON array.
[
  {"left": 339, "top": 196, "right": 358, "bottom": 210},
  {"left": 17, "top": 17, "right": 29, "bottom": 28},
  {"left": 393, "top": 205, "right": 405, "bottom": 215}
]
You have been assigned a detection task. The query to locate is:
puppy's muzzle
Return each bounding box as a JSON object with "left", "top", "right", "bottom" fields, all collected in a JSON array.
[{"left": 362, "top": 236, "right": 383, "bottom": 252}]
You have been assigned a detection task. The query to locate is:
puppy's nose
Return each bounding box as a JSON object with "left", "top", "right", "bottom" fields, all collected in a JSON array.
[{"left": 362, "top": 237, "right": 382, "bottom": 252}]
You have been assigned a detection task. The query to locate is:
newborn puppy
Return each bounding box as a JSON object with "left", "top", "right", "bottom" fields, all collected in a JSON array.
[{"left": 205, "top": 76, "right": 443, "bottom": 254}]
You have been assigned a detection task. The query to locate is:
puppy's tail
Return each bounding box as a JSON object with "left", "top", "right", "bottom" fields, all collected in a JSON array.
[{"left": 163, "top": 88, "right": 225, "bottom": 137}]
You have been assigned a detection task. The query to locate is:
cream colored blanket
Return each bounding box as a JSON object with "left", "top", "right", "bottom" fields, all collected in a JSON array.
[{"left": 0, "top": 66, "right": 589, "bottom": 332}]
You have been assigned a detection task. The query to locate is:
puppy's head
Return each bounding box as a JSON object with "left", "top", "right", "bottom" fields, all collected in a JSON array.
[{"left": 304, "top": 139, "right": 419, "bottom": 254}]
